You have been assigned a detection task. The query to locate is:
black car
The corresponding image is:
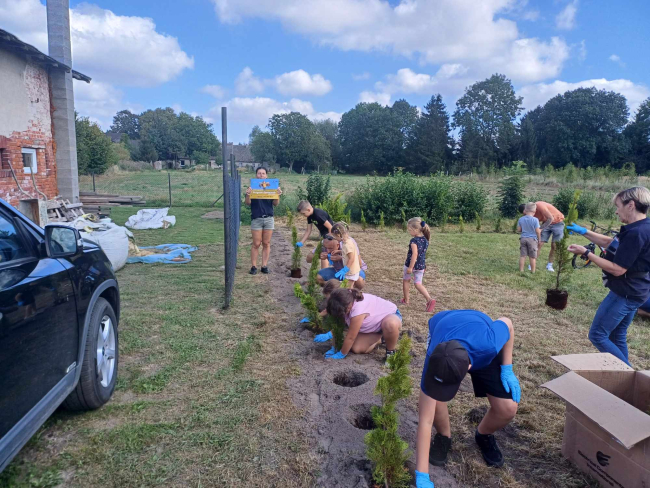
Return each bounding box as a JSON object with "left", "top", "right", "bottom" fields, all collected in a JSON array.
[{"left": 0, "top": 199, "right": 120, "bottom": 472}]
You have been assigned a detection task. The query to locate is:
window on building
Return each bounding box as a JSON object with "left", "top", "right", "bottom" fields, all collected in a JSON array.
[{"left": 21, "top": 148, "right": 37, "bottom": 174}]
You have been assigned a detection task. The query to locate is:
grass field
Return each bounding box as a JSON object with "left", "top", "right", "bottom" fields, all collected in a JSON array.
[{"left": 3, "top": 174, "right": 649, "bottom": 487}]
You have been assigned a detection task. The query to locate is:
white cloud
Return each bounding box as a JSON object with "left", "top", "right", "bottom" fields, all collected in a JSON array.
[
  {"left": 352, "top": 72, "right": 371, "bottom": 81},
  {"left": 374, "top": 65, "right": 470, "bottom": 96},
  {"left": 271, "top": 69, "right": 332, "bottom": 96},
  {"left": 556, "top": 0, "right": 578, "bottom": 30},
  {"left": 209, "top": 97, "right": 341, "bottom": 126},
  {"left": 73, "top": 80, "right": 142, "bottom": 129},
  {"left": 1, "top": 0, "right": 194, "bottom": 87},
  {"left": 518, "top": 78, "right": 650, "bottom": 115},
  {"left": 609, "top": 54, "right": 626, "bottom": 68},
  {"left": 201, "top": 85, "right": 227, "bottom": 99},
  {"left": 212, "top": 0, "right": 570, "bottom": 84},
  {"left": 578, "top": 40, "right": 587, "bottom": 61},
  {"left": 359, "top": 91, "right": 391, "bottom": 106},
  {"left": 235, "top": 67, "right": 265, "bottom": 95},
  {"left": 522, "top": 10, "right": 540, "bottom": 21},
  {"left": 171, "top": 103, "right": 183, "bottom": 113}
]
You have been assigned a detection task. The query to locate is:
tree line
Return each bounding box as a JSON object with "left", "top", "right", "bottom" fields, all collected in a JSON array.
[{"left": 249, "top": 73, "right": 650, "bottom": 175}]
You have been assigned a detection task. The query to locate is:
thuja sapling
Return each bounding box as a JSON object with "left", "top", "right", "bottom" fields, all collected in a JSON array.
[
  {"left": 286, "top": 209, "right": 294, "bottom": 228},
  {"left": 365, "top": 335, "right": 413, "bottom": 488},
  {"left": 291, "top": 226, "right": 302, "bottom": 274},
  {"left": 459, "top": 215, "right": 465, "bottom": 233},
  {"left": 475, "top": 212, "right": 482, "bottom": 231},
  {"left": 379, "top": 212, "right": 385, "bottom": 230},
  {"left": 361, "top": 210, "right": 368, "bottom": 231},
  {"left": 294, "top": 283, "right": 323, "bottom": 331},
  {"left": 307, "top": 242, "right": 322, "bottom": 298}
]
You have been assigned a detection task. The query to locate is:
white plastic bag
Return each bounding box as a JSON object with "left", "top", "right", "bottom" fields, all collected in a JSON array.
[
  {"left": 125, "top": 208, "right": 176, "bottom": 230},
  {"left": 82, "top": 226, "right": 130, "bottom": 271}
]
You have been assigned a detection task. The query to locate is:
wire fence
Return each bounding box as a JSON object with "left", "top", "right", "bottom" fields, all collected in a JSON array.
[{"left": 79, "top": 169, "right": 227, "bottom": 207}]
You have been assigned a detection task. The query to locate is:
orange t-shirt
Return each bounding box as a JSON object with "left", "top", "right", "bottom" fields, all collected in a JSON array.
[{"left": 534, "top": 201, "right": 564, "bottom": 225}]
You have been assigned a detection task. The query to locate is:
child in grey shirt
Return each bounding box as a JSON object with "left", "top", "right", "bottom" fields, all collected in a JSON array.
[{"left": 517, "top": 202, "right": 541, "bottom": 272}]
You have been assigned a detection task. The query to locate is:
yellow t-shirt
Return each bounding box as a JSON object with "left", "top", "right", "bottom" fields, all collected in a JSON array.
[{"left": 342, "top": 239, "right": 361, "bottom": 275}]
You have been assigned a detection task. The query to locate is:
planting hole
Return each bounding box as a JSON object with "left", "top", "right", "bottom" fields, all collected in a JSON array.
[
  {"left": 348, "top": 404, "right": 376, "bottom": 430},
  {"left": 333, "top": 371, "right": 369, "bottom": 388}
]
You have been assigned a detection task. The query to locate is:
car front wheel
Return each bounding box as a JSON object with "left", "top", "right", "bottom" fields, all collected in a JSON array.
[{"left": 63, "top": 297, "right": 119, "bottom": 411}]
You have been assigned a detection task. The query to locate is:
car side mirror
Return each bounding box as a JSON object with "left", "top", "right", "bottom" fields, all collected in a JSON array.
[{"left": 44, "top": 225, "right": 82, "bottom": 258}]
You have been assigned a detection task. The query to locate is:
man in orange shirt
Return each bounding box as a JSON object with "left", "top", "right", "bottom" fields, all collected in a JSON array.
[{"left": 518, "top": 201, "right": 564, "bottom": 272}]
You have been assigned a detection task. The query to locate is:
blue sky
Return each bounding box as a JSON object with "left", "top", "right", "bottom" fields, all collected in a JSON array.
[{"left": 3, "top": 0, "right": 649, "bottom": 143}]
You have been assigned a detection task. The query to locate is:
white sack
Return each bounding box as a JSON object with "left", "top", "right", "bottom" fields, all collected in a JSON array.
[{"left": 125, "top": 208, "right": 176, "bottom": 230}]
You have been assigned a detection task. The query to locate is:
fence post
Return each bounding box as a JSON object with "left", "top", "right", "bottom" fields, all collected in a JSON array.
[
  {"left": 168, "top": 172, "right": 172, "bottom": 207},
  {"left": 222, "top": 107, "right": 233, "bottom": 308},
  {"left": 92, "top": 172, "right": 96, "bottom": 193}
]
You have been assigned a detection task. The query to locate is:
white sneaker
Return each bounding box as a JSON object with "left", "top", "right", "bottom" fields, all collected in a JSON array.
[
  {"left": 546, "top": 263, "right": 555, "bottom": 272},
  {"left": 528, "top": 265, "right": 531, "bottom": 271}
]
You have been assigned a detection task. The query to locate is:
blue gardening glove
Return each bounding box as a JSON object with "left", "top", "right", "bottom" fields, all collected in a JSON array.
[
  {"left": 327, "top": 253, "right": 334, "bottom": 266},
  {"left": 314, "top": 331, "right": 333, "bottom": 342},
  {"left": 325, "top": 346, "right": 335, "bottom": 356},
  {"left": 296, "top": 242, "right": 303, "bottom": 247},
  {"left": 335, "top": 266, "right": 349, "bottom": 280},
  {"left": 300, "top": 317, "right": 311, "bottom": 324},
  {"left": 500, "top": 364, "right": 521, "bottom": 403},
  {"left": 415, "top": 470, "right": 434, "bottom": 488},
  {"left": 327, "top": 351, "right": 347, "bottom": 360},
  {"left": 566, "top": 223, "right": 587, "bottom": 235}
]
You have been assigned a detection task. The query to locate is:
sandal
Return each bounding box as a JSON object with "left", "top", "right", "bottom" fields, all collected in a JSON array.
[
  {"left": 426, "top": 299, "right": 436, "bottom": 313},
  {"left": 400, "top": 298, "right": 408, "bottom": 305}
]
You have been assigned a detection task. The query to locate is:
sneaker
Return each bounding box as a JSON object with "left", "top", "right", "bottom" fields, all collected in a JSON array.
[
  {"left": 426, "top": 299, "right": 436, "bottom": 313},
  {"left": 475, "top": 430, "right": 504, "bottom": 467},
  {"left": 261, "top": 266, "right": 269, "bottom": 274},
  {"left": 249, "top": 266, "right": 258, "bottom": 275},
  {"left": 527, "top": 265, "right": 531, "bottom": 271},
  {"left": 546, "top": 263, "right": 555, "bottom": 272},
  {"left": 384, "top": 349, "right": 396, "bottom": 366},
  {"left": 429, "top": 433, "right": 452, "bottom": 466}
]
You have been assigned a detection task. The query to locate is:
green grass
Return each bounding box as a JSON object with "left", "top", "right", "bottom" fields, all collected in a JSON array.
[{"left": 0, "top": 208, "right": 312, "bottom": 487}]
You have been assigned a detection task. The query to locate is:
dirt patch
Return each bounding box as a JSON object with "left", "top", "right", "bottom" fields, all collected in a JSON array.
[
  {"left": 333, "top": 371, "right": 370, "bottom": 388},
  {"left": 348, "top": 404, "right": 377, "bottom": 430},
  {"left": 201, "top": 210, "right": 224, "bottom": 219}
]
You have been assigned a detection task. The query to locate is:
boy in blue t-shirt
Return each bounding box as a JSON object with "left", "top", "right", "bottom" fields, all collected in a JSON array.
[
  {"left": 414, "top": 310, "right": 521, "bottom": 488},
  {"left": 517, "top": 202, "right": 541, "bottom": 273}
]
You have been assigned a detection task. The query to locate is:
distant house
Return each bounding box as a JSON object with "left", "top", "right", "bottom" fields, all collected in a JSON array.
[
  {"left": 166, "top": 155, "right": 218, "bottom": 170},
  {"left": 0, "top": 27, "right": 90, "bottom": 209},
  {"left": 225, "top": 143, "right": 259, "bottom": 169}
]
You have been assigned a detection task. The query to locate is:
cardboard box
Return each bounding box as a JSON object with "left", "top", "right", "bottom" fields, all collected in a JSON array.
[{"left": 541, "top": 353, "right": 650, "bottom": 488}]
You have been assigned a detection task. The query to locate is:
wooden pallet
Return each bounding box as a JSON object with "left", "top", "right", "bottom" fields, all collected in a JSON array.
[{"left": 46, "top": 197, "right": 86, "bottom": 222}]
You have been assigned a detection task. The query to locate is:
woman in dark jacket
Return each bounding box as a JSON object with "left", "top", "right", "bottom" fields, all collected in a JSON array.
[{"left": 567, "top": 186, "right": 650, "bottom": 366}]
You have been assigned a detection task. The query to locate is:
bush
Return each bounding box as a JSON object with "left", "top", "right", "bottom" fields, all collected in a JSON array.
[
  {"left": 297, "top": 174, "right": 331, "bottom": 206},
  {"left": 498, "top": 176, "right": 524, "bottom": 218},
  {"left": 449, "top": 181, "right": 487, "bottom": 221},
  {"left": 475, "top": 212, "right": 482, "bottom": 231},
  {"left": 494, "top": 216, "right": 502, "bottom": 233},
  {"left": 348, "top": 172, "right": 484, "bottom": 227},
  {"left": 553, "top": 188, "right": 601, "bottom": 219},
  {"left": 318, "top": 194, "right": 348, "bottom": 222},
  {"left": 275, "top": 193, "right": 300, "bottom": 217}
]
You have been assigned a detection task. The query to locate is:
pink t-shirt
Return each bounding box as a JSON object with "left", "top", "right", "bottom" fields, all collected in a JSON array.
[{"left": 345, "top": 293, "right": 398, "bottom": 334}]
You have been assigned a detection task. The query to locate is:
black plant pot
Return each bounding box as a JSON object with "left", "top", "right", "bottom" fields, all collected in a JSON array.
[
  {"left": 546, "top": 289, "right": 568, "bottom": 310},
  {"left": 290, "top": 269, "right": 302, "bottom": 278}
]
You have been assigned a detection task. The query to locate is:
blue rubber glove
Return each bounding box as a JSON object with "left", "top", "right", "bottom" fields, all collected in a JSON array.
[
  {"left": 327, "top": 351, "right": 347, "bottom": 360},
  {"left": 300, "top": 317, "right": 310, "bottom": 323},
  {"left": 296, "top": 242, "right": 303, "bottom": 248},
  {"left": 325, "top": 346, "right": 335, "bottom": 356},
  {"left": 314, "top": 331, "right": 333, "bottom": 342},
  {"left": 566, "top": 223, "right": 587, "bottom": 235},
  {"left": 500, "top": 364, "right": 521, "bottom": 403},
  {"left": 327, "top": 253, "right": 334, "bottom": 266},
  {"left": 335, "top": 266, "right": 349, "bottom": 280},
  {"left": 415, "top": 470, "right": 434, "bottom": 488}
]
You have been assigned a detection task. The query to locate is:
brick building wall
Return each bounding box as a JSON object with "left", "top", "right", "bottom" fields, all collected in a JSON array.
[{"left": 0, "top": 52, "right": 58, "bottom": 208}]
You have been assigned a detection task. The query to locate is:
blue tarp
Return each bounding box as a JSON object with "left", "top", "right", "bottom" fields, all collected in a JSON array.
[{"left": 127, "top": 244, "right": 198, "bottom": 264}]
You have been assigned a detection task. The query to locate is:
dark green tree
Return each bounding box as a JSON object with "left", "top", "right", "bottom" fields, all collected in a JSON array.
[
  {"left": 139, "top": 107, "right": 186, "bottom": 161},
  {"left": 250, "top": 130, "right": 277, "bottom": 164},
  {"left": 268, "top": 112, "right": 327, "bottom": 172},
  {"left": 517, "top": 111, "right": 539, "bottom": 170},
  {"left": 453, "top": 74, "right": 523, "bottom": 168},
  {"left": 314, "top": 119, "right": 342, "bottom": 168},
  {"left": 391, "top": 99, "right": 419, "bottom": 150},
  {"left": 75, "top": 113, "right": 118, "bottom": 174},
  {"left": 624, "top": 98, "right": 650, "bottom": 173},
  {"left": 138, "top": 140, "right": 158, "bottom": 162},
  {"left": 110, "top": 109, "right": 140, "bottom": 139},
  {"left": 339, "top": 102, "right": 403, "bottom": 174},
  {"left": 535, "top": 87, "right": 629, "bottom": 168},
  {"left": 406, "top": 94, "right": 453, "bottom": 174}
]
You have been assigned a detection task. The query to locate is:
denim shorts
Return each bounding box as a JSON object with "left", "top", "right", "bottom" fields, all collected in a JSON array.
[
  {"left": 541, "top": 222, "right": 564, "bottom": 243},
  {"left": 251, "top": 216, "right": 274, "bottom": 231}
]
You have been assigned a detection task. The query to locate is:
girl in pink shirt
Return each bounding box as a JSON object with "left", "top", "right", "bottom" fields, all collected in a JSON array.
[{"left": 325, "top": 288, "right": 402, "bottom": 362}]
